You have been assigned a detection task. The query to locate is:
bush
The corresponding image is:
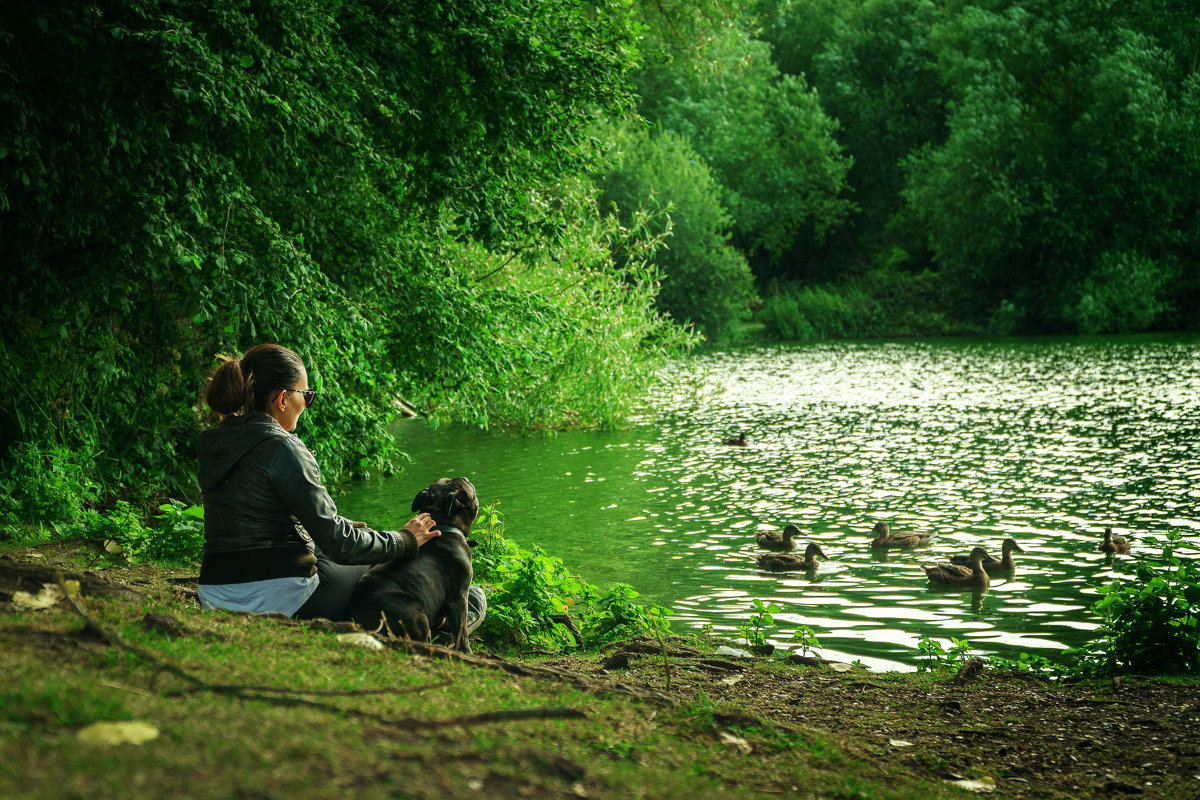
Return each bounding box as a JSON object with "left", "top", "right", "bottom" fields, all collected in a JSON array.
[
  {"left": 1072, "top": 530, "right": 1200, "bottom": 675},
  {"left": 0, "top": 443, "right": 99, "bottom": 528},
  {"left": 1064, "top": 250, "right": 1173, "bottom": 334},
  {"left": 596, "top": 122, "right": 756, "bottom": 341},
  {"left": 759, "top": 284, "right": 881, "bottom": 341},
  {"left": 992, "top": 530, "right": 1200, "bottom": 679},
  {"left": 470, "top": 502, "right": 671, "bottom": 650}
]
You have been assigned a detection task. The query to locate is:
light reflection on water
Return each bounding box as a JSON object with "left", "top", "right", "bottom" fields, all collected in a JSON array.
[{"left": 340, "top": 335, "right": 1200, "bottom": 670}]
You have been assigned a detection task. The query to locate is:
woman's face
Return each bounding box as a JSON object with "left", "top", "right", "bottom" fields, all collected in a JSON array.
[{"left": 270, "top": 366, "right": 310, "bottom": 432}]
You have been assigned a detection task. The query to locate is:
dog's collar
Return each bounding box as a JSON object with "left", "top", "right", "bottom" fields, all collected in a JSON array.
[{"left": 435, "top": 525, "right": 476, "bottom": 548}]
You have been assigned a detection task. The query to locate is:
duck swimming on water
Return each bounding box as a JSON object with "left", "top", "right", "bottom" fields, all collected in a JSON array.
[
  {"left": 950, "top": 538, "right": 1024, "bottom": 572},
  {"left": 756, "top": 524, "right": 800, "bottom": 551},
  {"left": 756, "top": 543, "right": 827, "bottom": 572},
  {"left": 721, "top": 433, "right": 748, "bottom": 446},
  {"left": 1098, "top": 527, "right": 1131, "bottom": 554},
  {"left": 923, "top": 547, "right": 990, "bottom": 589},
  {"left": 870, "top": 521, "right": 934, "bottom": 548}
]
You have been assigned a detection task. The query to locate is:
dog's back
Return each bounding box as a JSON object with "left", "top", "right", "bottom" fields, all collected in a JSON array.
[
  {"left": 349, "top": 477, "right": 480, "bottom": 650},
  {"left": 350, "top": 533, "right": 473, "bottom": 640}
]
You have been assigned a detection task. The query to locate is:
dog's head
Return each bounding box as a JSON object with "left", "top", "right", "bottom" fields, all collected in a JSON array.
[{"left": 411, "top": 477, "right": 480, "bottom": 535}]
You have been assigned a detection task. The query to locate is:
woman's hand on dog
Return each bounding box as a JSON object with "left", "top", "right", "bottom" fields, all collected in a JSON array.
[{"left": 401, "top": 512, "right": 441, "bottom": 547}]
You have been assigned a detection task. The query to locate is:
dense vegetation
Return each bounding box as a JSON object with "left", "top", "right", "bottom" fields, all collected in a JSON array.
[{"left": 3, "top": 0, "right": 1198, "bottom": 521}]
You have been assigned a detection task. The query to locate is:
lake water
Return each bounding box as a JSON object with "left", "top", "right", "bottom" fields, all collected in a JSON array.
[{"left": 340, "top": 335, "right": 1200, "bottom": 671}]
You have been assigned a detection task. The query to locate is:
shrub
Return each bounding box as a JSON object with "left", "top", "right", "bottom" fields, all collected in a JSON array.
[
  {"left": 993, "top": 530, "right": 1200, "bottom": 678},
  {"left": 470, "top": 502, "right": 672, "bottom": 650},
  {"left": 1065, "top": 250, "right": 1173, "bottom": 334},
  {"left": 759, "top": 284, "right": 881, "bottom": 341},
  {"left": 596, "top": 121, "right": 756, "bottom": 341},
  {"left": 0, "top": 443, "right": 99, "bottom": 528},
  {"left": 1072, "top": 530, "right": 1200, "bottom": 675}
]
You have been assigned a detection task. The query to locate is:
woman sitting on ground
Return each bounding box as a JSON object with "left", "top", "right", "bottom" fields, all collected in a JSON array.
[{"left": 197, "top": 343, "right": 453, "bottom": 622}]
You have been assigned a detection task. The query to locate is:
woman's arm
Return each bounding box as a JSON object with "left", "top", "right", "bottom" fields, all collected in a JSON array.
[{"left": 268, "top": 438, "right": 436, "bottom": 563}]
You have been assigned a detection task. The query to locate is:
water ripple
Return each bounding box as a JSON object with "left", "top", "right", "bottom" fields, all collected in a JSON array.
[{"left": 349, "top": 334, "right": 1200, "bottom": 670}]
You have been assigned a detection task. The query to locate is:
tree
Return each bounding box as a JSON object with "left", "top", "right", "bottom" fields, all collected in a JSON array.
[
  {"left": 0, "top": 0, "right": 683, "bottom": 507},
  {"left": 810, "top": 0, "right": 948, "bottom": 255},
  {"left": 903, "top": 0, "right": 1200, "bottom": 331},
  {"left": 636, "top": 28, "right": 853, "bottom": 263},
  {"left": 596, "top": 121, "right": 755, "bottom": 340}
]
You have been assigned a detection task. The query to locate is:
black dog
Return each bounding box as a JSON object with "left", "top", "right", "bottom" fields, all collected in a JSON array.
[{"left": 349, "top": 477, "right": 480, "bottom": 651}]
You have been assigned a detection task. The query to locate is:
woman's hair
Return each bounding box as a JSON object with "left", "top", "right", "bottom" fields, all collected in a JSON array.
[{"left": 204, "top": 343, "right": 305, "bottom": 417}]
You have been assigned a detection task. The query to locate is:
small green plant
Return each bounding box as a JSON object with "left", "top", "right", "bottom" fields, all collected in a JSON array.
[
  {"left": 581, "top": 582, "right": 671, "bottom": 647},
  {"left": 791, "top": 625, "right": 821, "bottom": 658},
  {"left": 1073, "top": 529, "right": 1199, "bottom": 675},
  {"left": 989, "top": 651, "right": 1070, "bottom": 682},
  {"left": 737, "top": 599, "right": 780, "bottom": 647},
  {"left": 145, "top": 500, "right": 206, "bottom": 564},
  {"left": 916, "top": 635, "right": 974, "bottom": 673},
  {"left": 67, "top": 499, "right": 204, "bottom": 565},
  {"left": 75, "top": 501, "right": 153, "bottom": 560}
]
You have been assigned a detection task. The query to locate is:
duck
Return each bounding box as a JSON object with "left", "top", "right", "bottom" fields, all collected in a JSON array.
[
  {"left": 756, "top": 524, "right": 800, "bottom": 551},
  {"left": 1098, "top": 527, "right": 1131, "bottom": 554},
  {"left": 949, "top": 538, "right": 1024, "bottom": 572},
  {"left": 870, "top": 521, "right": 934, "bottom": 548},
  {"left": 720, "top": 432, "right": 748, "bottom": 446},
  {"left": 756, "top": 542, "right": 826, "bottom": 572},
  {"left": 923, "top": 547, "right": 991, "bottom": 589}
]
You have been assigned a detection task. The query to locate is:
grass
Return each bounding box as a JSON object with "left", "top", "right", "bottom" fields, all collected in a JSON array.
[
  {"left": 0, "top": 567, "right": 954, "bottom": 800},
  {"left": 5, "top": 540, "right": 1199, "bottom": 799}
]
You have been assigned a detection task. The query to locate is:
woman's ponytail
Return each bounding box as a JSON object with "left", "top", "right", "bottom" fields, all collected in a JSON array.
[
  {"left": 203, "top": 344, "right": 304, "bottom": 418},
  {"left": 204, "top": 354, "right": 252, "bottom": 416}
]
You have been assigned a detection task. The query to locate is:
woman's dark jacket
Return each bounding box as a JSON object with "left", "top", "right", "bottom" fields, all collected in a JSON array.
[{"left": 197, "top": 413, "right": 416, "bottom": 585}]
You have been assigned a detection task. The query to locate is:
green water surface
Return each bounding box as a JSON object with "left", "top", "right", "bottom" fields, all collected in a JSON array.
[{"left": 339, "top": 334, "right": 1200, "bottom": 670}]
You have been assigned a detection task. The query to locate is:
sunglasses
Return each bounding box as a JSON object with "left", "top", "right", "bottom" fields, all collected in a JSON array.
[{"left": 281, "top": 388, "right": 317, "bottom": 408}]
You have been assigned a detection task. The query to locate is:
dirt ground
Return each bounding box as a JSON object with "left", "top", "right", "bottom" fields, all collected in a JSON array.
[
  {"left": 3, "top": 546, "right": 1200, "bottom": 799},
  {"left": 537, "top": 638, "right": 1200, "bottom": 799}
]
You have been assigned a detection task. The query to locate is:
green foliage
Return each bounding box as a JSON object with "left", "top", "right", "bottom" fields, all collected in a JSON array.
[
  {"left": 73, "top": 502, "right": 154, "bottom": 561},
  {"left": 139, "top": 501, "right": 206, "bottom": 565},
  {"left": 755, "top": 0, "right": 852, "bottom": 81},
  {"left": 0, "top": 443, "right": 99, "bottom": 526},
  {"left": 470, "top": 503, "right": 672, "bottom": 650},
  {"left": 1072, "top": 530, "right": 1200, "bottom": 676},
  {"left": 0, "top": 0, "right": 695, "bottom": 521},
  {"left": 1065, "top": 250, "right": 1174, "bottom": 334},
  {"left": 596, "top": 121, "right": 755, "bottom": 341},
  {"left": 636, "top": 27, "right": 854, "bottom": 260},
  {"left": 808, "top": 0, "right": 948, "bottom": 251},
  {"left": 791, "top": 625, "right": 821, "bottom": 658},
  {"left": 915, "top": 635, "right": 973, "bottom": 673},
  {"left": 397, "top": 178, "right": 698, "bottom": 429},
  {"left": 582, "top": 582, "right": 672, "bottom": 647},
  {"left": 903, "top": 0, "right": 1200, "bottom": 329},
  {"left": 989, "top": 530, "right": 1200, "bottom": 678},
  {"left": 750, "top": 0, "right": 1200, "bottom": 333},
  {"left": 988, "top": 651, "right": 1072, "bottom": 682},
  {"left": 759, "top": 284, "right": 882, "bottom": 341},
  {"left": 737, "top": 598, "right": 780, "bottom": 647}
]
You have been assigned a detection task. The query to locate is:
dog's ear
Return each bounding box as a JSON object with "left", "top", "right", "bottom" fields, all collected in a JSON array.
[
  {"left": 446, "top": 488, "right": 471, "bottom": 518},
  {"left": 411, "top": 488, "right": 433, "bottom": 513}
]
